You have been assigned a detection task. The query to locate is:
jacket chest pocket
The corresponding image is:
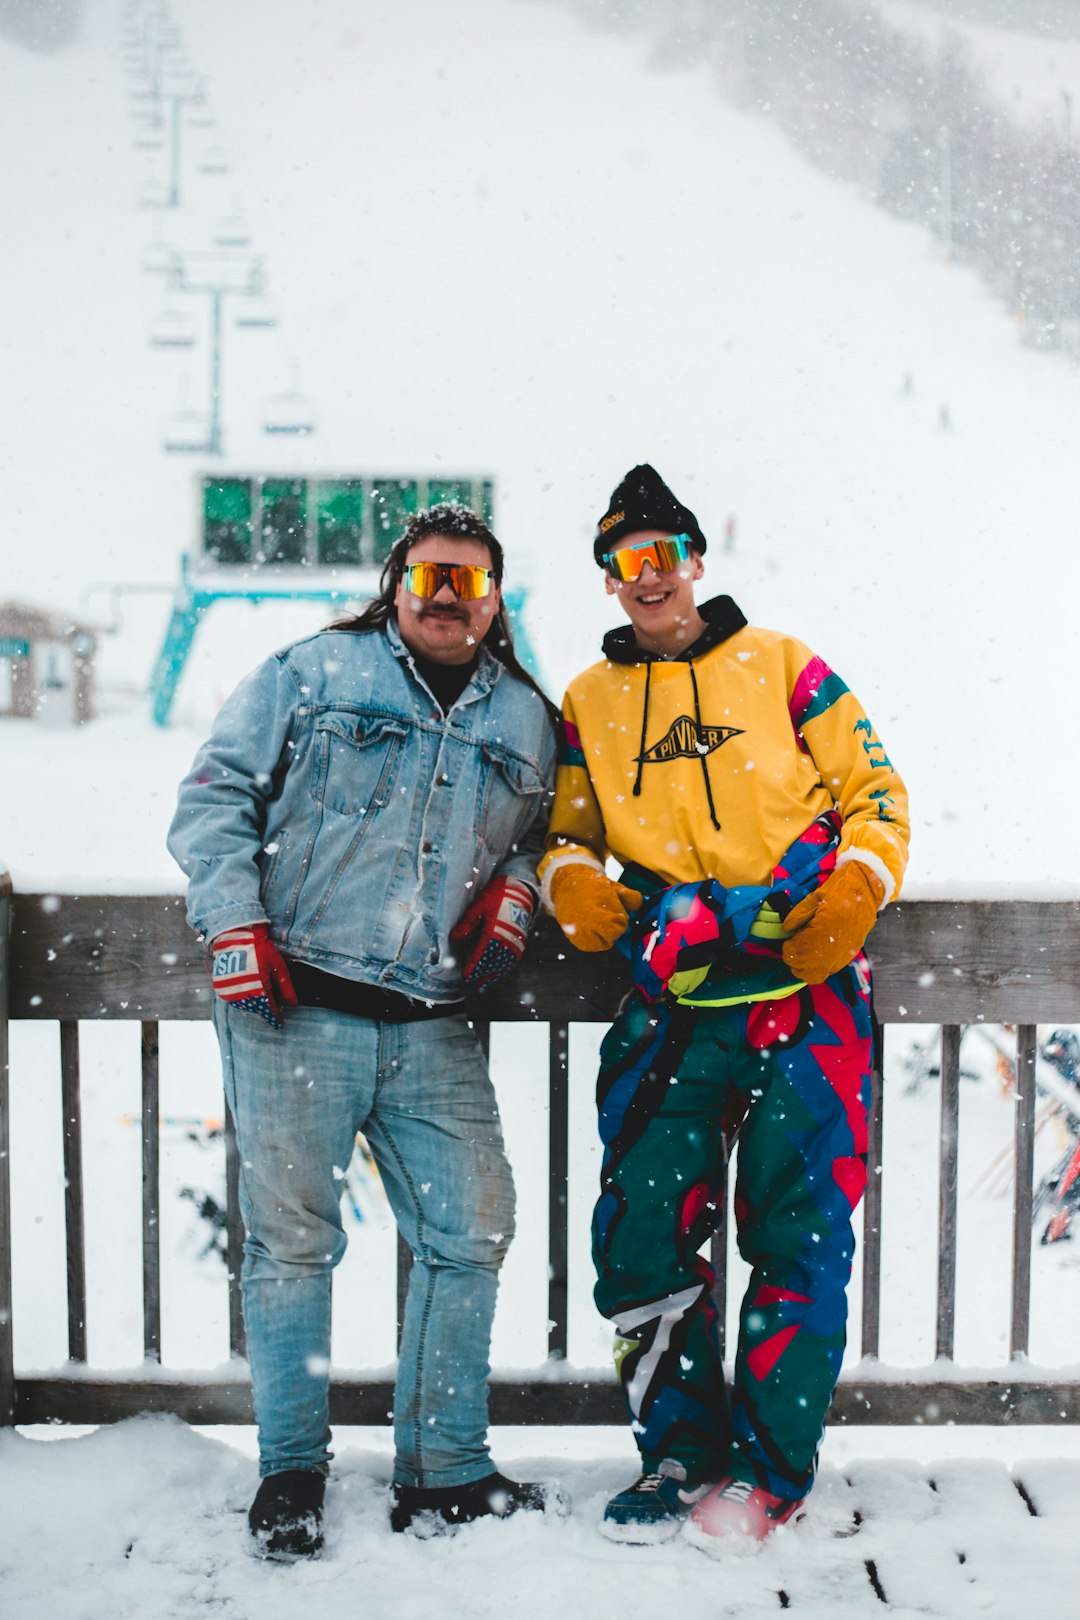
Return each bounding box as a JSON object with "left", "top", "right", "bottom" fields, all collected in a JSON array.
[
  {"left": 311, "top": 713, "right": 409, "bottom": 817},
  {"left": 477, "top": 742, "right": 546, "bottom": 853}
]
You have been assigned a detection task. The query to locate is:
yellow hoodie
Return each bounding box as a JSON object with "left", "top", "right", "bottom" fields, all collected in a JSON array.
[{"left": 538, "top": 595, "right": 909, "bottom": 905}]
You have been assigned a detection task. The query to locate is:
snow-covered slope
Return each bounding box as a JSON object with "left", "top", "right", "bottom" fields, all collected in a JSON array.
[
  {"left": 882, "top": 0, "right": 1080, "bottom": 125},
  {"left": 2, "top": 0, "right": 1080, "bottom": 892}
]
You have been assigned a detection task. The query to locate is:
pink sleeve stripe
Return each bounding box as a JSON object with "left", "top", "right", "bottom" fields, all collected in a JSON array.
[{"left": 788, "top": 656, "right": 833, "bottom": 723}]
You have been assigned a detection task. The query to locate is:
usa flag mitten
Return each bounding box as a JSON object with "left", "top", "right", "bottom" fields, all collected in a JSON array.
[
  {"left": 450, "top": 878, "right": 537, "bottom": 989},
  {"left": 210, "top": 924, "right": 299, "bottom": 1029}
]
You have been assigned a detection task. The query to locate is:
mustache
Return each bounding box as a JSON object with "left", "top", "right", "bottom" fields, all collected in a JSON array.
[{"left": 417, "top": 601, "right": 469, "bottom": 621}]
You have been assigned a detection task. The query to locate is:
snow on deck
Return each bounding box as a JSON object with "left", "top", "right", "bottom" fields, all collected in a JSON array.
[{"left": 0, "top": 1419, "right": 1077, "bottom": 1619}]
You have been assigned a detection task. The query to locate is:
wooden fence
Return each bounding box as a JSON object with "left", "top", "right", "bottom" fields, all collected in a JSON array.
[{"left": 2, "top": 874, "right": 1080, "bottom": 1429}]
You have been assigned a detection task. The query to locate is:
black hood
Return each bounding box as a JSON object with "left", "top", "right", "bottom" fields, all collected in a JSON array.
[{"left": 601, "top": 594, "right": 747, "bottom": 666}]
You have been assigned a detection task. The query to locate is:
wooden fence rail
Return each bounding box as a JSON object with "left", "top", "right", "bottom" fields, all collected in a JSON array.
[{"left": 3, "top": 884, "right": 1080, "bottom": 1429}]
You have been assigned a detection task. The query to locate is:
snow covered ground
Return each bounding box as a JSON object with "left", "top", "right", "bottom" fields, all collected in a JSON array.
[
  {"left": 4, "top": 0, "right": 1080, "bottom": 1612},
  {"left": 2, "top": 1417, "right": 1079, "bottom": 1620}
]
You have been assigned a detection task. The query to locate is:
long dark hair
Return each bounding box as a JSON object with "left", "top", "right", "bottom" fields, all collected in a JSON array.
[{"left": 331, "top": 503, "right": 560, "bottom": 727}]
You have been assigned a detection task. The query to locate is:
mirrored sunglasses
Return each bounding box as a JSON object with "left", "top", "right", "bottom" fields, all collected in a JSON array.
[
  {"left": 402, "top": 561, "right": 494, "bottom": 600},
  {"left": 602, "top": 533, "right": 693, "bottom": 583}
]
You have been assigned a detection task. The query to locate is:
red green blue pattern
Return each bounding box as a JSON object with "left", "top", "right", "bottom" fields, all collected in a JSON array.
[
  {"left": 592, "top": 958, "right": 873, "bottom": 1501},
  {"left": 788, "top": 656, "right": 850, "bottom": 750},
  {"left": 623, "top": 812, "right": 840, "bottom": 1004},
  {"left": 557, "top": 717, "right": 587, "bottom": 769}
]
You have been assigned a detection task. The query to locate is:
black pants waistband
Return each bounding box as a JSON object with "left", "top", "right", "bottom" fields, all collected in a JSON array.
[{"left": 285, "top": 959, "right": 465, "bottom": 1023}]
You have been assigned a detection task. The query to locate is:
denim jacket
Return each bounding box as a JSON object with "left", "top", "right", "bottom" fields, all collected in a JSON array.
[{"left": 168, "top": 618, "right": 556, "bottom": 1002}]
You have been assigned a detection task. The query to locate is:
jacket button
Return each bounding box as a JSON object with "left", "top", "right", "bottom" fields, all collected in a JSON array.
[
  {"left": 422, "top": 841, "right": 433, "bottom": 854},
  {"left": 436, "top": 774, "right": 449, "bottom": 786}
]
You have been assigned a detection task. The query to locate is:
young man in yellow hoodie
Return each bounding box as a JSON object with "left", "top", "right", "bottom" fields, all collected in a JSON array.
[{"left": 538, "top": 465, "right": 909, "bottom": 1555}]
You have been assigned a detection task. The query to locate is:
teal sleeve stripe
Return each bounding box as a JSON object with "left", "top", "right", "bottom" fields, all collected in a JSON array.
[
  {"left": 558, "top": 742, "right": 587, "bottom": 768},
  {"left": 797, "top": 670, "right": 850, "bottom": 727}
]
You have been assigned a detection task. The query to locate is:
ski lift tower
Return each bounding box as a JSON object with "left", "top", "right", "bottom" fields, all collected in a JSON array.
[
  {"left": 149, "top": 474, "right": 541, "bottom": 725},
  {"left": 156, "top": 247, "right": 269, "bottom": 457},
  {"left": 125, "top": 10, "right": 205, "bottom": 209}
]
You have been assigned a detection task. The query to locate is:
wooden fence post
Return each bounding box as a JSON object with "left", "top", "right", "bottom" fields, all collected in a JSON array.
[{"left": 0, "top": 867, "right": 14, "bottom": 1424}]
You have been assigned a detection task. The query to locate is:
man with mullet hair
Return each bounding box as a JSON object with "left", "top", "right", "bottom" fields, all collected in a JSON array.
[
  {"left": 169, "top": 505, "right": 558, "bottom": 1558},
  {"left": 539, "top": 465, "right": 909, "bottom": 1555}
]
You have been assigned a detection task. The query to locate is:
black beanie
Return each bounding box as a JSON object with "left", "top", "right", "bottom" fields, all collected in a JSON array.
[{"left": 593, "top": 464, "right": 707, "bottom": 565}]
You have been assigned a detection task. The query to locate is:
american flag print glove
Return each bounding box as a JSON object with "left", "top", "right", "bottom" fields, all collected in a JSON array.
[
  {"left": 210, "top": 924, "right": 299, "bottom": 1029},
  {"left": 450, "top": 877, "right": 537, "bottom": 989}
]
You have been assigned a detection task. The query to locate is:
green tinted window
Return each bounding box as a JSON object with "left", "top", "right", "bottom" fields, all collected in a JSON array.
[
  {"left": 426, "top": 479, "right": 473, "bottom": 510},
  {"left": 203, "top": 478, "right": 253, "bottom": 563},
  {"left": 259, "top": 479, "right": 308, "bottom": 565},
  {"left": 424, "top": 480, "right": 494, "bottom": 525},
  {"left": 316, "top": 480, "right": 365, "bottom": 565},
  {"left": 370, "top": 479, "right": 418, "bottom": 563}
]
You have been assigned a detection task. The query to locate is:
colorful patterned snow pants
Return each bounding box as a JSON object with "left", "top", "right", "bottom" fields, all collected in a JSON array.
[{"left": 592, "top": 958, "right": 873, "bottom": 1502}]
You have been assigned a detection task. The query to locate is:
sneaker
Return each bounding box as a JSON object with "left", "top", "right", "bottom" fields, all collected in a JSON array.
[
  {"left": 248, "top": 1469, "right": 325, "bottom": 1561},
  {"left": 390, "top": 1471, "right": 563, "bottom": 1534},
  {"left": 599, "top": 1458, "right": 712, "bottom": 1544},
  {"left": 684, "top": 1475, "right": 804, "bottom": 1557}
]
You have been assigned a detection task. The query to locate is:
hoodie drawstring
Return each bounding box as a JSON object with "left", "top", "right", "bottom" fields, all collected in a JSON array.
[
  {"left": 632, "top": 658, "right": 652, "bottom": 798},
  {"left": 689, "top": 653, "right": 721, "bottom": 831},
  {"left": 632, "top": 654, "right": 721, "bottom": 832}
]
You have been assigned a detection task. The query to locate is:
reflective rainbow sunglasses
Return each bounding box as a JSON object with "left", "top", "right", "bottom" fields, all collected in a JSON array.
[
  {"left": 601, "top": 533, "right": 693, "bottom": 583},
  {"left": 401, "top": 561, "right": 494, "bottom": 600}
]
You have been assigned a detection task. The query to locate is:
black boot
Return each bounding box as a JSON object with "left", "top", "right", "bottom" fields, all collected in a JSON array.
[
  {"left": 248, "top": 1469, "right": 325, "bottom": 1560},
  {"left": 390, "top": 1471, "right": 561, "bottom": 1533}
]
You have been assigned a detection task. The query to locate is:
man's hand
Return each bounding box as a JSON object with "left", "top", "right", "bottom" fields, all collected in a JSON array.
[
  {"left": 451, "top": 877, "right": 537, "bottom": 988},
  {"left": 548, "top": 864, "right": 642, "bottom": 952},
  {"left": 781, "top": 861, "right": 885, "bottom": 985},
  {"left": 210, "top": 924, "right": 298, "bottom": 1029}
]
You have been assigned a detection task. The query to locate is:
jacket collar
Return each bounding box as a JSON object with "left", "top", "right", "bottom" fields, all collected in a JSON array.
[
  {"left": 600, "top": 594, "right": 748, "bottom": 666},
  {"left": 385, "top": 612, "right": 500, "bottom": 697}
]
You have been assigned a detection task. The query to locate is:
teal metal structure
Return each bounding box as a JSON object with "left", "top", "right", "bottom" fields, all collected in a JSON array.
[
  {"left": 150, "top": 474, "right": 541, "bottom": 726},
  {"left": 149, "top": 559, "right": 538, "bottom": 727}
]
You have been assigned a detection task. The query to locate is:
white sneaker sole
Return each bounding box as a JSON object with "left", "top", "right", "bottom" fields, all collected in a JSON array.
[{"left": 598, "top": 1514, "right": 686, "bottom": 1545}]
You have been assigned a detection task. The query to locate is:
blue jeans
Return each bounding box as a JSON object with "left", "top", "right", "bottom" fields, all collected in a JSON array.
[{"left": 214, "top": 1002, "right": 516, "bottom": 1485}]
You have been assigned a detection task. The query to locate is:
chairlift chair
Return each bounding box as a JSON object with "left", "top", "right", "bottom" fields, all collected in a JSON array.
[
  {"left": 198, "top": 146, "right": 230, "bottom": 176},
  {"left": 162, "top": 66, "right": 198, "bottom": 98},
  {"left": 148, "top": 309, "right": 198, "bottom": 349},
  {"left": 138, "top": 180, "right": 175, "bottom": 209},
  {"left": 262, "top": 388, "right": 316, "bottom": 436},
  {"left": 141, "top": 240, "right": 177, "bottom": 275},
  {"left": 162, "top": 406, "right": 212, "bottom": 453},
  {"left": 234, "top": 292, "right": 277, "bottom": 330},
  {"left": 213, "top": 214, "right": 251, "bottom": 249}
]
